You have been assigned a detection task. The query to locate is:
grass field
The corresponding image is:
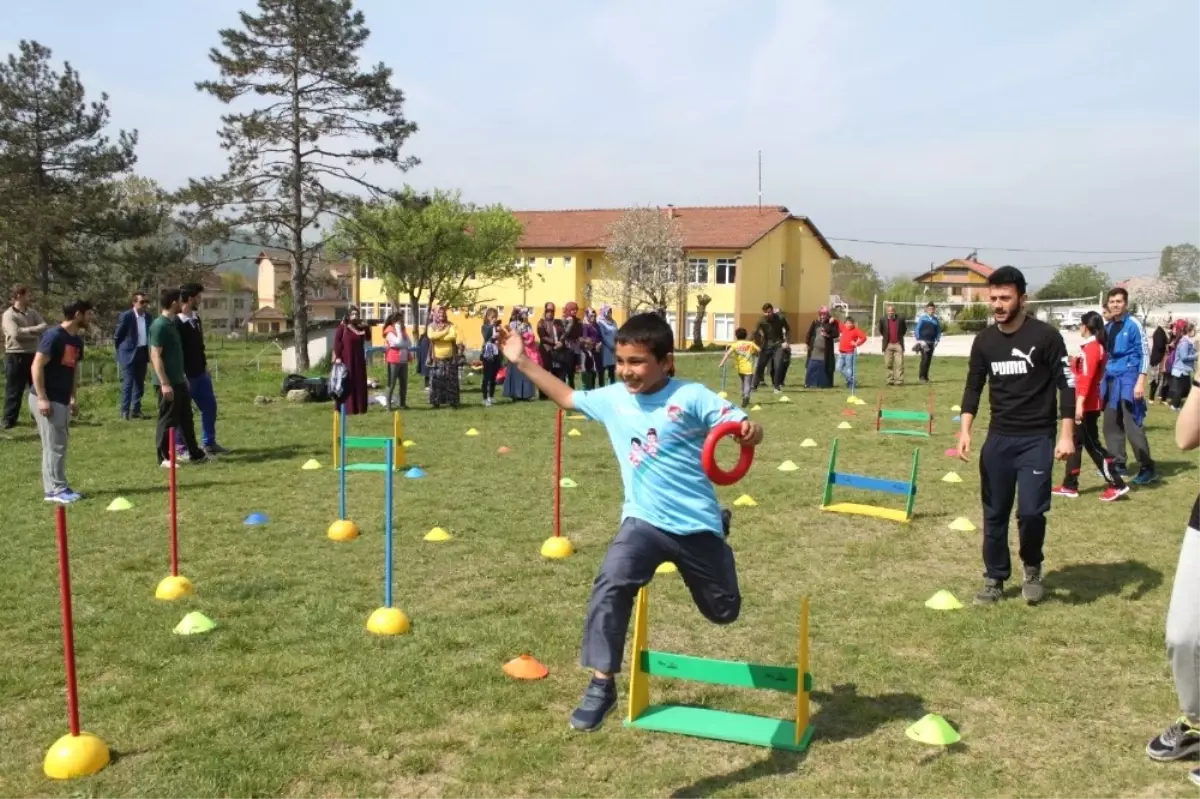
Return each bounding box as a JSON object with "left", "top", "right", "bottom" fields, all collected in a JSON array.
[{"left": 0, "top": 344, "right": 1195, "bottom": 798}]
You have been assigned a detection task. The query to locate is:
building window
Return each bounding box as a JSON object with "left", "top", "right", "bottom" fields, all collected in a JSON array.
[
  {"left": 418, "top": 304, "right": 429, "bottom": 327},
  {"left": 564, "top": 256, "right": 573, "bottom": 267},
  {"left": 779, "top": 263, "right": 786, "bottom": 287},
  {"left": 716, "top": 258, "right": 737, "bottom": 284},
  {"left": 545, "top": 257, "right": 554, "bottom": 267},
  {"left": 713, "top": 313, "right": 735, "bottom": 342},
  {"left": 360, "top": 264, "right": 375, "bottom": 280},
  {"left": 586, "top": 258, "right": 593, "bottom": 272},
  {"left": 363, "top": 303, "right": 377, "bottom": 320},
  {"left": 233, "top": 298, "right": 245, "bottom": 310},
  {"left": 687, "top": 258, "right": 709, "bottom": 285},
  {"left": 685, "top": 311, "right": 705, "bottom": 341},
  {"left": 525, "top": 257, "right": 535, "bottom": 267},
  {"left": 663, "top": 312, "right": 677, "bottom": 337}
]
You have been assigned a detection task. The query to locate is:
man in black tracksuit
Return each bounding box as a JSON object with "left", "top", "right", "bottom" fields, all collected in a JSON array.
[
  {"left": 752, "top": 303, "right": 790, "bottom": 392},
  {"left": 957, "top": 266, "right": 1075, "bottom": 606}
]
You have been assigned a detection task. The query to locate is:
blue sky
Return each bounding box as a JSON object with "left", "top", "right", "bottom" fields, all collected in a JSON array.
[{"left": 4, "top": 0, "right": 1198, "bottom": 282}]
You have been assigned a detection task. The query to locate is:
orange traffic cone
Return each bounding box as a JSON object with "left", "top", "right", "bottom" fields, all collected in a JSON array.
[{"left": 502, "top": 654, "right": 549, "bottom": 680}]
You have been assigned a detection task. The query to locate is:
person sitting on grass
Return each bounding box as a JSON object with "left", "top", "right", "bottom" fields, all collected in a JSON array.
[
  {"left": 718, "top": 327, "right": 759, "bottom": 409},
  {"left": 1145, "top": 375, "right": 1200, "bottom": 787},
  {"left": 497, "top": 312, "right": 764, "bottom": 732},
  {"left": 1052, "top": 311, "right": 1129, "bottom": 501}
]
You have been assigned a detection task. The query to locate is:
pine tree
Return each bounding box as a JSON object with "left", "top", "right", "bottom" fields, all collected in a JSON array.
[
  {"left": 178, "top": 0, "right": 419, "bottom": 369},
  {"left": 0, "top": 40, "right": 138, "bottom": 295}
]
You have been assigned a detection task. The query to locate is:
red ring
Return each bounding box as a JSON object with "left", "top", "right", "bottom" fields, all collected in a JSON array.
[{"left": 702, "top": 420, "right": 755, "bottom": 486}]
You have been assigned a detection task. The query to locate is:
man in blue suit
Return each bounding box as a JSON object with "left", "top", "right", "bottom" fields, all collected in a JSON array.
[{"left": 113, "top": 291, "right": 151, "bottom": 419}]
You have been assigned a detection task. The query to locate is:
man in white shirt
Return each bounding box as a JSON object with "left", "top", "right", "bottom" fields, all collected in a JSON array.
[{"left": 113, "top": 291, "right": 151, "bottom": 419}]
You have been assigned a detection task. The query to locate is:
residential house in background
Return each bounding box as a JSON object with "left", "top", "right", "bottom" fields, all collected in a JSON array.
[
  {"left": 197, "top": 271, "right": 255, "bottom": 334},
  {"left": 912, "top": 256, "right": 996, "bottom": 305},
  {"left": 254, "top": 248, "right": 354, "bottom": 335},
  {"left": 353, "top": 204, "right": 837, "bottom": 349}
]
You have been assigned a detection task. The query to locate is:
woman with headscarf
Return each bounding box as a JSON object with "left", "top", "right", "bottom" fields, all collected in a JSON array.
[
  {"left": 502, "top": 308, "right": 537, "bottom": 401},
  {"left": 579, "top": 308, "right": 603, "bottom": 389},
  {"left": 559, "top": 301, "right": 583, "bottom": 388},
  {"left": 597, "top": 304, "right": 618, "bottom": 386},
  {"left": 804, "top": 306, "right": 839, "bottom": 388},
  {"left": 537, "top": 302, "right": 565, "bottom": 397},
  {"left": 332, "top": 306, "right": 369, "bottom": 414},
  {"left": 425, "top": 306, "right": 460, "bottom": 408}
]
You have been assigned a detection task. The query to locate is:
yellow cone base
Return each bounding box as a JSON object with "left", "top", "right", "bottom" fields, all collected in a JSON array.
[
  {"left": 655, "top": 561, "right": 678, "bottom": 574},
  {"left": 155, "top": 574, "right": 194, "bottom": 601},
  {"left": 43, "top": 732, "right": 110, "bottom": 780},
  {"left": 328, "top": 519, "right": 360, "bottom": 542},
  {"left": 366, "top": 606, "right": 411, "bottom": 636},
  {"left": 541, "top": 536, "right": 574, "bottom": 559}
]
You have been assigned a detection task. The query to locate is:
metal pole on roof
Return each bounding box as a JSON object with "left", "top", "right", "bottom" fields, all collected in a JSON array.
[{"left": 757, "top": 150, "right": 762, "bottom": 212}]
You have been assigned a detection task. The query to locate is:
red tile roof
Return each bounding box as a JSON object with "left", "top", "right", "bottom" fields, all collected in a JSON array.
[
  {"left": 914, "top": 258, "right": 996, "bottom": 282},
  {"left": 512, "top": 205, "right": 837, "bottom": 256}
]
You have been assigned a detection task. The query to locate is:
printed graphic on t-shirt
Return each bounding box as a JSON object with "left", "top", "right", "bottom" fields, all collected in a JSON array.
[{"left": 61, "top": 343, "right": 79, "bottom": 369}]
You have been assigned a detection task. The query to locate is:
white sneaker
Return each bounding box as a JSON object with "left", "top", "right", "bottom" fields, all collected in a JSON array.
[{"left": 161, "top": 459, "right": 176, "bottom": 468}]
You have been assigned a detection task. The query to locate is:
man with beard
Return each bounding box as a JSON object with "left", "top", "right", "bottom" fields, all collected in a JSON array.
[
  {"left": 752, "top": 303, "right": 790, "bottom": 392},
  {"left": 957, "top": 266, "right": 1075, "bottom": 606}
]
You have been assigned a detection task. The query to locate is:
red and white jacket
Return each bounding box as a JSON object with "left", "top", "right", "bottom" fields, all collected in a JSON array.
[{"left": 1071, "top": 336, "right": 1106, "bottom": 413}]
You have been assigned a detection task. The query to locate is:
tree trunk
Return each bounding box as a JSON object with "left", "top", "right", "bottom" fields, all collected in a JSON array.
[
  {"left": 408, "top": 294, "right": 422, "bottom": 339},
  {"left": 691, "top": 295, "right": 711, "bottom": 350},
  {"left": 289, "top": 28, "right": 309, "bottom": 371}
]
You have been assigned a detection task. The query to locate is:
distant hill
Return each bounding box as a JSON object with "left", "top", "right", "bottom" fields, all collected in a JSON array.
[{"left": 192, "top": 235, "right": 286, "bottom": 283}]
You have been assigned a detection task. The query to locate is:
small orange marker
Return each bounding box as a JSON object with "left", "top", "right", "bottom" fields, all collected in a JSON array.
[
  {"left": 497, "top": 446, "right": 512, "bottom": 455},
  {"left": 503, "top": 654, "right": 549, "bottom": 680}
]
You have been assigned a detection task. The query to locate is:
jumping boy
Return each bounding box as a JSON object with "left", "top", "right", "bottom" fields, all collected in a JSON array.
[
  {"left": 718, "top": 327, "right": 760, "bottom": 408},
  {"left": 498, "top": 312, "right": 763, "bottom": 732}
]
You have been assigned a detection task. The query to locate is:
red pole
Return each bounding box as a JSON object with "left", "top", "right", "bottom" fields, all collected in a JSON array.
[
  {"left": 55, "top": 506, "right": 81, "bottom": 737},
  {"left": 553, "top": 408, "right": 563, "bottom": 538},
  {"left": 168, "top": 427, "right": 178, "bottom": 576}
]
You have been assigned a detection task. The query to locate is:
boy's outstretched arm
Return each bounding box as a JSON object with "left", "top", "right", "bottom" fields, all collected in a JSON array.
[{"left": 497, "top": 326, "right": 576, "bottom": 409}]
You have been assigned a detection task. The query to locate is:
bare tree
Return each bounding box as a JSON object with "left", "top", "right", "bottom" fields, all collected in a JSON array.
[
  {"left": 1123, "top": 275, "right": 1178, "bottom": 322},
  {"left": 596, "top": 207, "right": 689, "bottom": 329}
]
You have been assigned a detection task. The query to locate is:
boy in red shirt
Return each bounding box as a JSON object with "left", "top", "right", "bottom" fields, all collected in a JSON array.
[
  {"left": 1054, "top": 311, "right": 1130, "bottom": 501},
  {"left": 836, "top": 316, "right": 868, "bottom": 390}
]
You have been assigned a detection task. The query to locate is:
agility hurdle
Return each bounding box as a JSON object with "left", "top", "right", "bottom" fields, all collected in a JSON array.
[
  {"left": 625, "top": 585, "right": 814, "bottom": 752},
  {"left": 819, "top": 438, "right": 918, "bottom": 523},
  {"left": 874, "top": 392, "right": 934, "bottom": 438},
  {"left": 333, "top": 405, "right": 405, "bottom": 471}
]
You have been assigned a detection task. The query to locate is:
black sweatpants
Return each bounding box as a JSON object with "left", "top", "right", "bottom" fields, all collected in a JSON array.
[
  {"left": 1063, "top": 410, "right": 1126, "bottom": 490},
  {"left": 581, "top": 516, "right": 739, "bottom": 675},
  {"left": 480, "top": 357, "right": 500, "bottom": 400},
  {"left": 979, "top": 432, "right": 1054, "bottom": 582},
  {"left": 3, "top": 352, "right": 34, "bottom": 426},
  {"left": 753, "top": 344, "right": 785, "bottom": 390},
  {"left": 918, "top": 343, "right": 936, "bottom": 381},
  {"left": 155, "top": 383, "right": 205, "bottom": 463}
]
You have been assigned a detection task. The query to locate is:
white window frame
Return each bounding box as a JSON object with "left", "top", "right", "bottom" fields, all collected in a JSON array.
[
  {"left": 663, "top": 312, "right": 678, "bottom": 338},
  {"left": 716, "top": 258, "right": 737, "bottom": 285},
  {"left": 564, "top": 256, "right": 573, "bottom": 267},
  {"left": 545, "top": 257, "right": 555, "bottom": 267},
  {"left": 687, "top": 257, "right": 709, "bottom": 285},
  {"left": 713, "top": 312, "right": 735, "bottom": 342}
]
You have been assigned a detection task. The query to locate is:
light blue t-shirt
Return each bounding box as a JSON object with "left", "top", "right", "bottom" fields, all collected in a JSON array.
[{"left": 573, "top": 378, "right": 748, "bottom": 536}]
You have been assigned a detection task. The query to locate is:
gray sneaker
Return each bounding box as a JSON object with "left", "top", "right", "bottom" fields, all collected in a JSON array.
[
  {"left": 1022, "top": 565, "right": 1045, "bottom": 605},
  {"left": 974, "top": 578, "right": 1003, "bottom": 605}
]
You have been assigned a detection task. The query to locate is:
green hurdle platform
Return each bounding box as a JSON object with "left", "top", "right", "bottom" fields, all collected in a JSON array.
[
  {"left": 625, "top": 584, "right": 814, "bottom": 752},
  {"left": 874, "top": 392, "right": 934, "bottom": 438}
]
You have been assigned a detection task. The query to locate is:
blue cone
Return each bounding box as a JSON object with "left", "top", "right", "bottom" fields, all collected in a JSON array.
[
  {"left": 952, "top": 415, "right": 962, "bottom": 422},
  {"left": 244, "top": 512, "right": 268, "bottom": 525},
  {"left": 405, "top": 467, "right": 426, "bottom": 479}
]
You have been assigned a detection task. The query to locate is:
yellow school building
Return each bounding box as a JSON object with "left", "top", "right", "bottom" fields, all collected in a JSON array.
[{"left": 352, "top": 204, "right": 837, "bottom": 350}]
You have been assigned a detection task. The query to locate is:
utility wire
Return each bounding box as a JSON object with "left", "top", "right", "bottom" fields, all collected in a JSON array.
[{"left": 826, "top": 237, "right": 1160, "bottom": 255}]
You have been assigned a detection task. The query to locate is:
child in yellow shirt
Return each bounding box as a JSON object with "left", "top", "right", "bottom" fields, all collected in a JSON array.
[{"left": 719, "top": 328, "right": 760, "bottom": 408}]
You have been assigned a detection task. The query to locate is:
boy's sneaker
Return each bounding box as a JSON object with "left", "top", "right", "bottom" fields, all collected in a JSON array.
[
  {"left": 1146, "top": 717, "right": 1200, "bottom": 761},
  {"left": 721, "top": 507, "right": 732, "bottom": 538},
  {"left": 44, "top": 489, "right": 80, "bottom": 504},
  {"left": 569, "top": 676, "right": 617, "bottom": 732},
  {"left": 1100, "top": 485, "right": 1130, "bottom": 502},
  {"left": 741, "top": 397, "right": 749, "bottom": 409},
  {"left": 974, "top": 578, "right": 1003, "bottom": 605},
  {"left": 1051, "top": 485, "right": 1079, "bottom": 498},
  {"left": 1022, "top": 565, "right": 1045, "bottom": 604},
  {"left": 205, "top": 443, "right": 231, "bottom": 455},
  {"left": 1131, "top": 469, "right": 1159, "bottom": 486},
  {"left": 1189, "top": 767, "right": 1200, "bottom": 787}
]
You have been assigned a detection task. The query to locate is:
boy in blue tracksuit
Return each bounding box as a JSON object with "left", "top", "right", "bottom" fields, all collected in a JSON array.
[
  {"left": 914, "top": 302, "right": 942, "bottom": 383},
  {"left": 1102, "top": 287, "right": 1156, "bottom": 483}
]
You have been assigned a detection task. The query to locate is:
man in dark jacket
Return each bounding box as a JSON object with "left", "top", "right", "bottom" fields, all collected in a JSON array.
[
  {"left": 175, "top": 283, "right": 228, "bottom": 456},
  {"left": 878, "top": 304, "right": 908, "bottom": 385},
  {"left": 113, "top": 291, "right": 150, "bottom": 419},
  {"left": 753, "top": 303, "right": 791, "bottom": 392}
]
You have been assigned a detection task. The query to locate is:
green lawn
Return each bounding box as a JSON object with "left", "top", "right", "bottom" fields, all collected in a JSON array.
[{"left": 0, "top": 346, "right": 1195, "bottom": 798}]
